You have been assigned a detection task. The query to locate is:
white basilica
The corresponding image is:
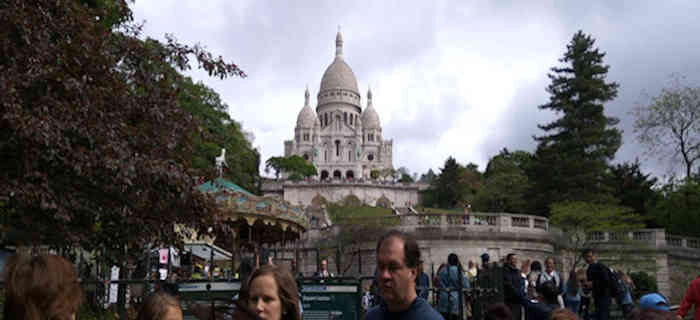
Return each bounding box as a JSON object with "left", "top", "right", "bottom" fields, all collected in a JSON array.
[{"left": 284, "top": 31, "right": 393, "bottom": 180}]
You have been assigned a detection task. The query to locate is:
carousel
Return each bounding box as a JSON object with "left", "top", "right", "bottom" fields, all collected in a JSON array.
[{"left": 191, "top": 150, "right": 309, "bottom": 275}]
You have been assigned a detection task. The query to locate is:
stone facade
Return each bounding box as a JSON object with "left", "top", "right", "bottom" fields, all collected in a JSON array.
[
  {"left": 271, "top": 180, "right": 419, "bottom": 208},
  {"left": 284, "top": 31, "right": 392, "bottom": 180}
]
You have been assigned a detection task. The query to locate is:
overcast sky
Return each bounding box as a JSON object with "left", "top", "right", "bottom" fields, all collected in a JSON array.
[{"left": 132, "top": 1, "right": 700, "bottom": 180}]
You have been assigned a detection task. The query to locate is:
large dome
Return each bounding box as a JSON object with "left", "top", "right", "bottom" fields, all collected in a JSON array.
[{"left": 319, "top": 31, "right": 359, "bottom": 95}]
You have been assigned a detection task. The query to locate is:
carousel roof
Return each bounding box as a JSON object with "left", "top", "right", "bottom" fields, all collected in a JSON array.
[{"left": 196, "top": 178, "right": 309, "bottom": 244}]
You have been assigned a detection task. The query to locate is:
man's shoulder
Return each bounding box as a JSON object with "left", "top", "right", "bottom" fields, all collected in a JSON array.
[
  {"left": 364, "top": 299, "right": 444, "bottom": 320},
  {"left": 413, "top": 298, "right": 444, "bottom": 319},
  {"left": 364, "top": 305, "right": 383, "bottom": 320}
]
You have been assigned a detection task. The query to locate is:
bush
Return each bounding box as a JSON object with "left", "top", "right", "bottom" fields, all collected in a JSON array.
[{"left": 629, "top": 271, "right": 658, "bottom": 299}]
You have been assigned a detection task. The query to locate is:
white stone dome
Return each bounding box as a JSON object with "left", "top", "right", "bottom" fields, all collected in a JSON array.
[
  {"left": 296, "top": 88, "right": 316, "bottom": 128},
  {"left": 319, "top": 31, "right": 359, "bottom": 95},
  {"left": 362, "top": 88, "right": 381, "bottom": 129}
]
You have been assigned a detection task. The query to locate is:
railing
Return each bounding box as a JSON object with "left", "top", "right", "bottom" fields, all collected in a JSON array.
[
  {"left": 395, "top": 212, "right": 550, "bottom": 234},
  {"left": 588, "top": 229, "right": 700, "bottom": 252}
]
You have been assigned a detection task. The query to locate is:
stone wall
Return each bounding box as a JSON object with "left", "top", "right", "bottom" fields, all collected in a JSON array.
[{"left": 275, "top": 181, "right": 420, "bottom": 207}]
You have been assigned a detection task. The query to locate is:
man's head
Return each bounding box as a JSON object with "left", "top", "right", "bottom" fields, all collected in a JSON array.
[
  {"left": 545, "top": 256, "right": 555, "bottom": 272},
  {"left": 320, "top": 259, "right": 327, "bottom": 271},
  {"left": 536, "top": 280, "right": 559, "bottom": 304},
  {"left": 481, "top": 252, "right": 490, "bottom": 264},
  {"left": 581, "top": 248, "right": 595, "bottom": 264},
  {"left": 375, "top": 230, "right": 420, "bottom": 312},
  {"left": 506, "top": 253, "right": 517, "bottom": 268}
]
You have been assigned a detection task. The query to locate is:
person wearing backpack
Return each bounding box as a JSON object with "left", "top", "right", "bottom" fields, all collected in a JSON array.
[
  {"left": 582, "top": 248, "right": 612, "bottom": 320},
  {"left": 537, "top": 257, "right": 564, "bottom": 308}
]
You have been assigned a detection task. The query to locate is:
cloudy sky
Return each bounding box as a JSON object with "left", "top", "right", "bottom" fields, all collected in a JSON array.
[{"left": 132, "top": 1, "right": 700, "bottom": 180}]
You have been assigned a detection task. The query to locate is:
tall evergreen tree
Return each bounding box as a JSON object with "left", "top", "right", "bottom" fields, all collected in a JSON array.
[{"left": 531, "top": 31, "right": 622, "bottom": 215}]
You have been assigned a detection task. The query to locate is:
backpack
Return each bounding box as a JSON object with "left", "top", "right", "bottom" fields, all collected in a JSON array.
[{"left": 606, "top": 267, "right": 626, "bottom": 300}]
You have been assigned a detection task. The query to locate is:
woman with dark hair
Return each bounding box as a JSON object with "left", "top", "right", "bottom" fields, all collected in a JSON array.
[
  {"left": 438, "top": 253, "right": 470, "bottom": 320},
  {"left": 137, "top": 291, "right": 182, "bottom": 320},
  {"left": 243, "top": 264, "right": 300, "bottom": 320},
  {"left": 2, "top": 254, "right": 83, "bottom": 320},
  {"left": 563, "top": 270, "right": 581, "bottom": 314}
]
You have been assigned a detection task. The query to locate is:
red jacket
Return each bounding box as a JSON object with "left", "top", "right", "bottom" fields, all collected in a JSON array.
[{"left": 677, "top": 277, "right": 700, "bottom": 320}]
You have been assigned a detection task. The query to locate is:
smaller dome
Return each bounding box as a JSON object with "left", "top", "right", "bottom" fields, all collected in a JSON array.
[
  {"left": 362, "top": 88, "right": 381, "bottom": 129},
  {"left": 296, "top": 88, "right": 316, "bottom": 128}
]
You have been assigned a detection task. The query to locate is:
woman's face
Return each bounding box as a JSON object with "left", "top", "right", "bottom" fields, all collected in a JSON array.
[
  {"left": 163, "top": 305, "right": 183, "bottom": 320},
  {"left": 248, "top": 274, "right": 283, "bottom": 320}
]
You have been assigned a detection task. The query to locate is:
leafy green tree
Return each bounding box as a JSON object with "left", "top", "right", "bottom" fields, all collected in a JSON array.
[
  {"left": 396, "top": 167, "right": 414, "bottom": 183},
  {"left": 431, "top": 157, "right": 482, "bottom": 208},
  {"left": 531, "top": 30, "right": 621, "bottom": 215},
  {"left": 265, "top": 155, "right": 317, "bottom": 181},
  {"left": 179, "top": 77, "right": 260, "bottom": 193},
  {"left": 474, "top": 149, "right": 533, "bottom": 213},
  {"left": 0, "top": 0, "right": 244, "bottom": 263},
  {"left": 650, "top": 179, "right": 700, "bottom": 237},
  {"left": 550, "top": 201, "right": 644, "bottom": 269},
  {"left": 608, "top": 160, "right": 658, "bottom": 217},
  {"left": 634, "top": 76, "right": 700, "bottom": 180},
  {"left": 419, "top": 169, "right": 437, "bottom": 184}
]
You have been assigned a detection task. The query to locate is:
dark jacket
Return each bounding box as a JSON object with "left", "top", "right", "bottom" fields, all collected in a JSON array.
[
  {"left": 503, "top": 264, "right": 523, "bottom": 304},
  {"left": 586, "top": 262, "right": 611, "bottom": 298}
]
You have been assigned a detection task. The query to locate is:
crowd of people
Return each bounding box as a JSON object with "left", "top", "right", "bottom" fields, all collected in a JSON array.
[{"left": 2, "top": 235, "right": 700, "bottom": 320}]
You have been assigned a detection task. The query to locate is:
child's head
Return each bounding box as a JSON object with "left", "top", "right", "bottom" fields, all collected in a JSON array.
[{"left": 137, "top": 291, "right": 182, "bottom": 320}]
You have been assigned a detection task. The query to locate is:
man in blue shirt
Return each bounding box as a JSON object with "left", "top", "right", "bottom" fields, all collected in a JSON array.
[
  {"left": 364, "top": 230, "right": 443, "bottom": 320},
  {"left": 415, "top": 259, "right": 430, "bottom": 301}
]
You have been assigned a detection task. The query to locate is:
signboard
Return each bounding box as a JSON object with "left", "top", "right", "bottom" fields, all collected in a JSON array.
[{"left": 301, "top": 282, "right": 359, "bottom": 320}]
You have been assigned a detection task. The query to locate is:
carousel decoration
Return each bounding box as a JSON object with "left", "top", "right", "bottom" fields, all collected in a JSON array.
[{"left": 196, "top": 149, "right": 309, "bottom": 248}]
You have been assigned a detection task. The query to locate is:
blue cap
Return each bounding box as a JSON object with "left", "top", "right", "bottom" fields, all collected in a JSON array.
[
  {"left": 639, "top": 293, "right": 669, "bottom": 311},
  {"left": 481, "top": 253, "right": 489, "bottom": 260}
]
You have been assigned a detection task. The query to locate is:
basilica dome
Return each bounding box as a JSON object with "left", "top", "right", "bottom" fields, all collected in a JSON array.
[
  {"left": 319, "top": 31, "right": 359, "bottom": 95},
  {"left": 362, "top": 88, "right": 381, "bottom": 129},
  {"left": 296, "top": 88, "right": 316, "bottom": 128}
]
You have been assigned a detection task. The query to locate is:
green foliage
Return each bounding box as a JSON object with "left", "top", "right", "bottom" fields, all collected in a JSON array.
[
  {"left": 608, "top": 160, "right": 658, "bottom": 217},
  {"left": 370, "top": 169, "right": 380, "bottom": 180},
  {"left": 0, "top": 0, "right": 244, "bottom": 263},
  {"left": 650, "top": 179, "right": 700, "bottom": 237},
  {"left": 397, "top": 167, "right": 414, "bottom": 183},
  {"left": 419, "top": 169, "right": 437, "bottom": 184},
  {"left": 429, "top": 157, "right": 482, "bottom": 209},
  {"left": 179, "top": 77, "right": 260, "bottom": 193},
  {"left": 326, "top": 204, "right": 395, "bottom": 225},
  {"left": 634, "top": 75, "right": 700, "bottom": 179},
  {"left": 531, "top": 30, "right": 621, "bottom": 215},
  {"left": 265, "top": 155, "right": 317, "bottom": 180},
  {"left": 629, "top": 271, "right": 658, "bottom": 299},
  {"left": 550, "top": 201, "right": 644, "bottom": 268},
  {"left": 473, "top": 149, "right": 533, "bottom": 213}
]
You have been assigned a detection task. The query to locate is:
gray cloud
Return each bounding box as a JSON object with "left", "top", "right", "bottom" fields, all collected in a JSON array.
[{"left": 132, "top": 1, "right": 700, "bottom": 178}]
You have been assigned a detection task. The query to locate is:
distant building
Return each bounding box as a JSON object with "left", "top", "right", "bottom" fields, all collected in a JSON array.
[{"left": 285, "top": 30, "right": 393, "bottom": 180}]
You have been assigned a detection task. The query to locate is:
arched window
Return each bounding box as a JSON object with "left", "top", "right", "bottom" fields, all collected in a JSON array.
[
  {"left": 344, "top": 112, "right": 347, "bottom": 124},
  {"left": 349, "top": 114, "right": 353, "bottom": 125},
  {"left": 348, "top": 150, "right": 352, "bottom": 161},
  {"left": 333, "top": 170, "right": 342, "bottom": 179},
  {"left": 335, "top": 140, "right": 340, "bottom": 156},
  {"left": 324, "top": 113, "right": 328, "bottom": 127}
]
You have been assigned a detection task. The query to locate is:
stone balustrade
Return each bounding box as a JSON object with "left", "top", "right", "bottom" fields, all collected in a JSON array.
[
  {"left": 587, "top": 228, "right": 700, "bottom": 252},
  {"left": 393, "top": 212, "right": 551, "bottom": 237}
]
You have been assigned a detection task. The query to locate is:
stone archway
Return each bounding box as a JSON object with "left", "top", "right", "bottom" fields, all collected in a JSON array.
[
  {"left": 320, "top": 170, "right": 329, "bottom": 180},
  {"left": 345, "top": 170, "right": 355, "bottom": 180},
  {"left": 311, "top": 194, "right": 328, "bottom": 207},
  {"left": 333, "top": 170, "right": 342, "bottom": 179},
  {"left": 376, "top": 195, "right": 391, "bottom": 208}
]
